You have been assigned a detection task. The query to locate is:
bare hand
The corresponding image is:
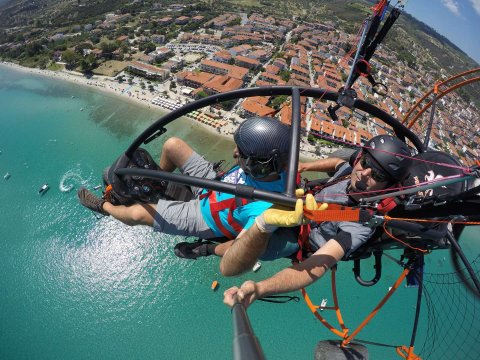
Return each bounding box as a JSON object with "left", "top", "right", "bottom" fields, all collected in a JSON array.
[
  {"left": 223, "top": 281, "right": 259, "bottom": 309},
  {"left": 298, "top": 162, "right": 308, "bottom": 173}
]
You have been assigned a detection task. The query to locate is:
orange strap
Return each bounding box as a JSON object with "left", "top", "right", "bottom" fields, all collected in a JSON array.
[
  {"left": 104, "top": 184, "right": 113, "bottom": 202},
  {"left": 304, "top": 204, "right": 361, "bottom": 222},
  {"left": 396, "top": 345, "right": 422, "bottom": 360}
]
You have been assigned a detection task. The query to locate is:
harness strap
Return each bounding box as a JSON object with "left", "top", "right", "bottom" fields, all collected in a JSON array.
[
  {"left": 304, "top": 204, "right": 361, "bottom": 222},
  {"left": 296, "top": 224, "right": 311, "bottom": 262},
  {"left": 201, "top": 190, "right": 249, "bottom": 239}
]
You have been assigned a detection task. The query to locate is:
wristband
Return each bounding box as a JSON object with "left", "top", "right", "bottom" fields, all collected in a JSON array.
[{"left": 255, "top": 214, "right": 278, "bottom": 233}]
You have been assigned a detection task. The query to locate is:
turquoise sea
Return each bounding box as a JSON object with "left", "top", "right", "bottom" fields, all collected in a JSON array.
[{"left": 1, "top": 65, "right": 479, "bottom": 359}]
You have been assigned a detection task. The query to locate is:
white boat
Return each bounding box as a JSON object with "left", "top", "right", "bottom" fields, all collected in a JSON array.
[
  {"left": 39, "top": 183, "right": 49, "bottom": 195},
  {"left": 320, "top": 298, "right": 328, "bottom": 311},
  {"left": 252, "top": 262, "right": 262, "bottom": 272},
  {"left": 4, "top": 172, "right": 10, "bottom": 180},
  {"left": 93, "top": 185, "right": 102, "bottom": 190}
]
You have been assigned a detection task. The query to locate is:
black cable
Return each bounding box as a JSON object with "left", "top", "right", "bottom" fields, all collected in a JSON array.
[{"left": 258, "top": 295, "right": 300, "bottom": 304}]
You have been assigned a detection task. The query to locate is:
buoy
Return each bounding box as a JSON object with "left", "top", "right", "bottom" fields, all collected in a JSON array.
[{"left": 211, "top": 280, "right": 219, "bottom": 291}]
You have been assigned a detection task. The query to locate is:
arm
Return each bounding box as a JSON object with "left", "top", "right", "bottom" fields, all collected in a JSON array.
[
  {"left": 220, "top": 194, "right": 326, "bottom": 277},
  {"left": 220, "top": 223, "right": 271, "bottom": 276},
  {"left": 220, "top": 196, "right": 309, "bottom": 276},
  {"left": 224, "top": 239, "right": 345, "bottom": 308},
  {"left": 298, "top": 157, "right": 345, "bottom": 173}
]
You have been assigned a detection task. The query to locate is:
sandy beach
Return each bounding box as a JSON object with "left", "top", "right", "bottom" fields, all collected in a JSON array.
[{"left": 0, "top": 61, "right": 337, "bottom": 161}]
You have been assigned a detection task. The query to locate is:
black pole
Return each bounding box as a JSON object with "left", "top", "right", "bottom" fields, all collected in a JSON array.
[
  {"left": 115, "top": 168, "right": 298, "bottom": 207},
  {"left": 284, "top": 87, "right": 301, "bottom": 197},
  {"left": 447, "top": 232, "right": 480, "bottom": 295},
  {"left": 423, "top": 86, "right": 438, "bottom": 150},
  {"left": 409, "top": 255, "right": 424, "bottom": 350},
  {"left": 232, "top": 299, "right": 266, "bottom": 360}
]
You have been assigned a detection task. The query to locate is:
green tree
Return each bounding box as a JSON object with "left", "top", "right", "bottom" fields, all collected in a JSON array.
[
  {"left": 25, "top": 42, "right": 43, "bottom": 56},
  {"left": 270, "top": 95, "right": 288, "bottom": 109},
  {"left": 80, "top": 54, "right": 97, "bottom": 72},
  {"left": 196, "top": 90, "right": 208, "bottom": 99},
  {"left": 100, "top": 41, "right": 118, "bottom": 54},
  {"left": 279, "top": 70, "right": 291, "bottom": 82},
  {"left": 62, "top": 49, "right": 79, "bottom": 69},
  {"left": 141, "top": 42, "right": 156, "bottom": 54}
]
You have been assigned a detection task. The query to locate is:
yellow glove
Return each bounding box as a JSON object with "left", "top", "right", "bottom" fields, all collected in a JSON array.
[{"left": 255, "top": 190, "right": 328, "bottom": 233}]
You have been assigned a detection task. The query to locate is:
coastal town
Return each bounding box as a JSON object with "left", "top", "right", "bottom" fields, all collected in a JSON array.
[{"left": 1, "top": 1, "right": 479, "bottom": 164}]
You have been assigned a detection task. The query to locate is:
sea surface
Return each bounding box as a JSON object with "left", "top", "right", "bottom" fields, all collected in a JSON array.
[{"left": 1, "top": 65, "right": 479, "bottom": 359}]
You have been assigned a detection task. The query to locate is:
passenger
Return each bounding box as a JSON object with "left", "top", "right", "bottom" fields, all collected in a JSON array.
[
  {"left": 221, "top": 135, "right": 413, "bottom": 308},
  {"left": 77, "top": 117, "right": 291, "bottom": 258}
]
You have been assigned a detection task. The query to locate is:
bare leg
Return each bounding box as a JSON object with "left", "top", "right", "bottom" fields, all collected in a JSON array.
[
  {"left": 159, "top": 137, "right": 194, "bottom": 172},
  {"left": 213, "top": 240, "right": 234, "bottom": 256},
  {"left": 103, "top": 202, "right": 157, "bottom": 226}
]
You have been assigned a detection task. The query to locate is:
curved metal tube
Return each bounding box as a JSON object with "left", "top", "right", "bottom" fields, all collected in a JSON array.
[
  {"left": 353, "top": 250, "right": 383, "bottom": 286},
  {"left": 126, "top": 86, "right": 424, "bottom": 155},
  {"left": 116, "top": 86, "right": 424, "bottom": 208}
]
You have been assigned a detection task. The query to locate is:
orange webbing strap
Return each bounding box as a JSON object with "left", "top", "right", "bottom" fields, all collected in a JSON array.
[
  {"left": 300, "top": 267, "right": 349, "bottom": 340},
  {"left": 304, "top": 204, "right": 361, "bottom": 222},
  {"left": 301, "top": 288, "right": 347, "bottom": 339},
  {"left": 104, "top": 184, "right": 113, "bottom": 202},
  {"left": 342, "top": 267, "right": 410, "bottom": 346},
  {"left": 396, "top": 345, "right": 422, "bottom": 360}
]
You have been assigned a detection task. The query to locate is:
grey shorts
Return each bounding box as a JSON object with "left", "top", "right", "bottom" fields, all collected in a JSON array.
[{"left": 152, "top": 152, "right": 218, "bottom": 238}]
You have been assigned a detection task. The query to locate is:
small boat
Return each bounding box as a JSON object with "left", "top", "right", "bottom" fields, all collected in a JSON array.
[
  {"left": 320, "top": 298, "right": 328, "bottom": 311},
  {"left": 252, "top": 261, "right": 262, "bottom": 272},
  {"left": 39, "top": 183, "right": 49, "bottom": 195},
  {"left": 80, "top": 108, "right": 84, "bottom": 111},
  {"left": 93, "top": 185, "right": 102, "bottom": 190},
  {"left": 211, "top": 280, "right": 219, "bottom": 291},
  {"left": 4, "top": 172, "right": 10, "bottom": 180}
]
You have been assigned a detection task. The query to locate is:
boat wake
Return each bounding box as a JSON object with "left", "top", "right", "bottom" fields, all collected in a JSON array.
[{"left": 59, "top": 168, "right": 89, "bottom": 193}]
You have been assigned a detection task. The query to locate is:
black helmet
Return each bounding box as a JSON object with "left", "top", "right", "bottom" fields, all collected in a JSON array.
[
  {"left": 233, "top": 117, "right": 290, "bottom": 178},
  {"left": 363, "top": 135, "right": 412, "bottom": 182}
]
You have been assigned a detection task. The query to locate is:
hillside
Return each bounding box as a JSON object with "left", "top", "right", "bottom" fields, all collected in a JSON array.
[
  {"left": 1, "top": 0, "right": 478, "bottom": 103},
  {"left": 223, "top": 0, "right": 479, "bottom": 104}
]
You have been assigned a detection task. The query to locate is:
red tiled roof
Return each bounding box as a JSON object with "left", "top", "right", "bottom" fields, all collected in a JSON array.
[
  {"left": 204, "top": 75, "right": 243, "bottom": 93},
  {"left": 241, "top": 98, "right": 275, "bottom": 117}
]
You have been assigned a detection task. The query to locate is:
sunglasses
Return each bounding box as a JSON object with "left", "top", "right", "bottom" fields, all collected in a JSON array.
[{"left": 359, "top": 155, "right": 389, "bottom": 183}]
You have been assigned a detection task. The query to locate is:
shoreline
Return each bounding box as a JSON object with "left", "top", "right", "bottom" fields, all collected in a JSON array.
[
  {"left": 0, "top": 61, "right": 238, "bottom": 140},
  {"left": 0, "top": 61, "right": 327, "bottom": 161}
]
